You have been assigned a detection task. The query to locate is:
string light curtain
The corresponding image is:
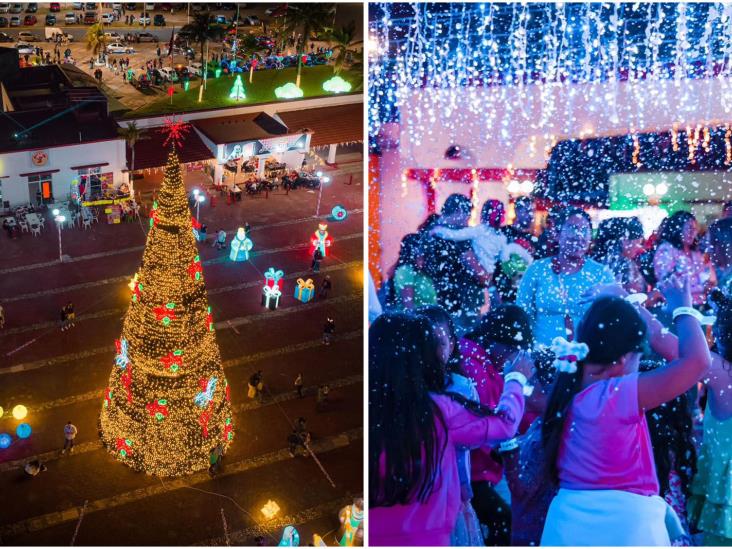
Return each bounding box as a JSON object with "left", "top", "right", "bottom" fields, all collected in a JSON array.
[
  {"left": 100, "top": 148, "right": 234, "bottom": 477},
  {"left": 369, "top": 3, "right": 732, "bottom": 153}
]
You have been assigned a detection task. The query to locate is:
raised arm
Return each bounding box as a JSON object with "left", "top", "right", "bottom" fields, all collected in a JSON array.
[{"left": 637, "top": 276, "right": 712, "bottom": 411}]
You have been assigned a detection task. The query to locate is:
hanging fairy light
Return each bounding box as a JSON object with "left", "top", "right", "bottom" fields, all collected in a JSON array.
[
  {"left": 468, "top": 169, "right": 480, "bottom": 227},
  {"left": 702, "top": 126, "right": 711, "bottom": 152},
  {"left": 632, "top": 133, "right": 642, "bottom": 168},
  {"left": 671, "top": 124, "right": 680, "bottom": 152},
  {"left": 725, "top": 125, "right": 732, "bottom": 165}
]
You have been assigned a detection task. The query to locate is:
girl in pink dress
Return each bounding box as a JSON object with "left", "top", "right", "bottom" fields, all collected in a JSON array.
[
  {"left": 540, "top": 276, "right": 711, "bottom": 546},
  {"left": 369, "top": 313, "right": 531, "bottom": 546}
]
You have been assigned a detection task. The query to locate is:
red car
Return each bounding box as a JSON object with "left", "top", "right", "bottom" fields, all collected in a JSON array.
[
  {"left": 50, "top": 2, "right": 60, "bottom": 11},
  {"left": 23, "top": 14, "right": 36, "bottom": 25}
]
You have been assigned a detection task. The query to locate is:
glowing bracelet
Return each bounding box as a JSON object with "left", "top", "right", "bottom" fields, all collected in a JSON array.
[
  {"left": 504, "top": 372, "right": 534, "bottom": 396},
  {"left": 498, "top": 438, "right": 519, "bottom": 453},
  {"left": 672, "top": 306, "right": 716, "bottom": 325}
]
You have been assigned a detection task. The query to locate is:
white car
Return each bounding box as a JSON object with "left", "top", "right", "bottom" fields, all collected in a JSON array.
[
  {"left": 186, "top": 62, "right": 202, "bottom": 76},
  {"left": 104, "top": 31, "right": 123, "bottom": 41},
  {"left": 106, "top": 42, "right": 132, "bottom": 53},
  {"left": 240, "top": 15, "right": 260, "bottom": 26},
  {"left": 144, "top": 2, "right": 154, "bottom": 10},
  {"left": 64, "top": 12, "right": 75, "bottom": 23},
  {"left": 0, "top": 4, "right": 9, "bottom": 14},
  {"left": 112, "top": 2, "right": 122, "bottom": 9},
  {"left": 100, "top": 12, "right": 114, "bottom": 24},
  {"left": 15, "top": 41, "right": 34, "bottom": 54},
  {"left": 158, "top": 67, "right": 177, "bottom": 81},
  {"left": 137, "top": 13, "right": 150, "bottom": 24}
]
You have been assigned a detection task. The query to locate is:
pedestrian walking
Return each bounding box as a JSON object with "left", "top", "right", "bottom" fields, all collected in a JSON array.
[
  {"left": 214, "top": 228, "right": 227, "bottom": 250},
  {"left": 208, "top": 442, "right": 224, "bottom": 477},
  {"left": 0, "top": 303, "right": 5, "bottom": 329},
  {"left": 294, "top": 373, "right": 304, "bottom": 398},
  {"left": 156, "top": 46, "right": 161, "bottom": 58},
  {"left": 248, "top": 370, "right": 263, "bottom": 401},
  {"left": 60, "top": 303, "right": 68, "bottom": 331},
  {"left": 287, "top": 429, "right": 302, "bottom": 457},
  {"left": 316, "top": 384, "right": 330, "bottom": 411},
  {"left": 65, "top": 301, "right": 76, "bottom": 329},
  {"left": 296, "top": 416, "right": 307, "bottom": 434},
  {"left": 311, "top": 247, "right": 323, "bottom": 272},
  {"left": 318, "top": 275, "right": 332, "bottom": 299},
  {"left": 62, "top": 421, "right": 77, "bottom": 454},
  {"left": 322, "top": 317, "right": 335, "bottom": 345}
]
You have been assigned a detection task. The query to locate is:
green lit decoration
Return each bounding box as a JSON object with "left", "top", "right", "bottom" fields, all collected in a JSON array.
[
  {"left": 229, "top": 74, "right": 246, "bottom": 101},
  {"left": 322, "top": 76, "right": 352, "bottom": 94},
  {"left": 274, "top": 82, "right": 304, "bottom": 99}
]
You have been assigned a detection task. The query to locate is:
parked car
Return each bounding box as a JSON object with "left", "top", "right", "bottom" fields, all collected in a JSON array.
[
  {"left": 46, "top": 27, "right": 73, "bottom": 41},
  {"left": 9, "top": 16, "right": 20, "bottom": 26},
  {"left": 45, "top": 13, "right": 56, "bottom": 24},
  {"left": 18, "top": 30, "right": 39, "bottom": 41},
  {"left": 186, "top": 62, "right": 203, "bottom": 76},
  {"left": 64, "top": 12, "right": 75, "bottom": 23},
  {"left": 25, "top": 3, "right": 37, "bottom": 13},
  {"left": 9, "top": 4, "right": 22, "bottom": 14},
  {"left": 106, "top": 42, "right": 132, "bottom": 54},
  {"left": 72, "top": 2, "right": 83, "bottom": 8},
  {"left": 158, "top": 3, "right": 172, "bottom": 11},
  {"left": 190, "top": 3, "right": 205, "bottom": 13},
  {"left": 15, "top": 41, "right": 33, "bottom": 54},
  {"left": 137, "top": 13, "right": 150, "bottom": 24},
  {"left": 100, "top": 12, "right": 114, "bottom": 24},
  {"left": 23, "top": 14, "right": 36, "bottom": 25},
  {"left": 104, "top": 31, "right": 123, "bottom": 41},
  {"left": 49, "top": 2, "right": 60, "bottom": 10},
  {"left": 153, "top": 13, "right": 164, "bottom": 26},
  {"left": 124, "top": 3, "right": 136, "bottom": 10},
  {"left": 158, "top": 66, "right": 177, "bottom": 81},
  {"left": 112, "top": 2, "right": 122, "bottom": 9},
  {"left": 239, "top": 15, "right": 261, "bottom": 27},
  {"left": 137, "top": 31, "right": 156, "bottom": 42},
  {"left": 0, "top": 4, "right": 9, "bottom": 14},
  {"left": 213, "top": 14, "right": 227, "bottom": 24},
  {"left": 264, "top": 4, "right": 287, "bottom": 17},
  {"left": 0, "top": 30, "right": 11, "bottom": 41},
  {"left": 85, "top": 2, "right": 97, "bottom": 10},
  {"left": 144, "top": 2, "right": 154, "bottom": 10},
  {"left": 83, "top": 11, "right": 96, "bottom": 23},
  {"left": 0, "top": 16, "right": 8, "bottom": 26}
]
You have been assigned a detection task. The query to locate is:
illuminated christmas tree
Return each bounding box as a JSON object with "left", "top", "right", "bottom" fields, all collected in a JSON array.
[
  {"left": 229, "top": 74, "right": 246, "bottom": 101},
  {"left": 100, "top": 121, "right": 234, "bottom": 477}
]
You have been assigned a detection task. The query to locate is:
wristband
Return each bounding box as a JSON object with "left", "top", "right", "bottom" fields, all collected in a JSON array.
[
  {"left": 498, "top": 438, "right": 519, "bottom": 453},
  {"left": 625, "top": 292, "right": 647, "bottom": 306},
  {"left": 504, "top": 372, "right": 534, "bottom": 396},
  {"left": 672, "top": 306, "right": 716, "bottom": 325}
]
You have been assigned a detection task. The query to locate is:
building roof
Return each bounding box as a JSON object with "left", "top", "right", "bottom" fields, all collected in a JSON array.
[
  {"left": 192, "top": 112, "right": 290, "bottom": 145},
  {"left": 0, "top": 107, "right": 120, "bottom": 154},
  {"left": 277, "top": 103, "right": 364, "bottom": 148},
  {"left": 129, "top": 126, "right": 214, "bottom": 171}
]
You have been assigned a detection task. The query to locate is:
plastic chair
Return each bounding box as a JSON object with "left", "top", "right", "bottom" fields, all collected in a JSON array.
[
  {"left": 82, "top": 217, "right": 92, "bottom": 230},
  {"left": 30, "top": 225, "right": 41, "bottom": 237},
  {"left": 19, "top": 220, "right": 29, "bottom": 233},
  {"left": 37, "top": 216, "right": 45, "bottom": 228}
]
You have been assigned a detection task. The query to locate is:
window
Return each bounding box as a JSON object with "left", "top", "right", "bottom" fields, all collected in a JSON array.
[{"left": 78, "top": 167, "right": 101, "bottom": 199}]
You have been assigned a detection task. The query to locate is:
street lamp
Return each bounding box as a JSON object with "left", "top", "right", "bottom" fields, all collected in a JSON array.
[
  {"left": 315, "top": 173, "right": 331, "bottom": 218},
  {"left": 52, "top": 209, "right": 65, "bottom": 262},
  {"left": 195, "top": 194, "right": 205, "bottom": 220}
]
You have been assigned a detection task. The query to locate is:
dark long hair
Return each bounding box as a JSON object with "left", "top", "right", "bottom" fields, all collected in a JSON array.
[
  {"left": 660, "top": 211, "right": 696, "bottom": 250},
  {"left": 541, "top": 297, "right": 647, "bottom": 481},
  {"left": 481, "top": 199, "right": 505, "bottom": 229},
  {"left": 592, "top": 216, "right": 643, "bottom": 261},
  {"left": 389, "top": 233, "right": 423, "bottom": 279},
  {"left": 709, "top": 289, "right": 732, "bottom": 376},
  {"left": 370, "top": 313, "right": 447, "bottom": 506},
  {"left": 639, "top": 360, "right": 697, "bottom": 499},
  {"left": 416, "top": 305, "right": 464, "bottom": 377}
]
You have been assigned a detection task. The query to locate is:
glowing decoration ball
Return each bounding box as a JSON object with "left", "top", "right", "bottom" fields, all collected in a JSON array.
[
  {"left": 229, "top": 227, "right": 253, "bottom": 261},
  {"left": 16, "top": 423, "right": 31, "bottom": 439},
  {"left": 274, "top": 83, "right": 304, "bottom": 99},
  {"left": 331, "top": 205, "right": 348, "bottom": 221},
  {"left": 0, "top": 433, "right": 11, "bottom": 449},
  {"left": 215, "top": 68, "right": 222, "bottom": 78},
  {"left": 322, "top": 76, "right": 352, "bottom": 94},
  {"left": 261, "top": 500, "right": 281, "bottom": 519},
  {"left": 229, "top": 74, "right": 246, "bottom": 101},
  {"left": 278, "top": 526, "right": 300, "bottom": 546},
  {"left": 12, "top": 405, "right": 27, "bottom": 420},
  {"left": 0, "top": 406, "right": 3, "bottom": 418}
]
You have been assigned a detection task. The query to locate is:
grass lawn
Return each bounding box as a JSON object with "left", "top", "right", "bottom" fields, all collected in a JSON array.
[{"left": 128, "top": 66, "right": 362, "bottom": 117}]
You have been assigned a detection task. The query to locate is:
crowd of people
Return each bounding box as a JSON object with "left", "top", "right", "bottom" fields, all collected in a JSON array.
[{"left": 370, "top": 193, "right": 732, "bottom": 546}]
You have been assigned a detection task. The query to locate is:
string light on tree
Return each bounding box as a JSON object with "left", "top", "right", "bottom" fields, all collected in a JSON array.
[{"left": 99, "top": 120, "right": 233, "bottom": 477}]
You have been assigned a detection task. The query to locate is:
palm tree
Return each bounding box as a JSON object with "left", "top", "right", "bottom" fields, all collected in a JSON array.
[
  {"left": 321, "top": 20, "right": 362, "bottom": 75},
  {"left": 85, "top": 23, "right": 107, "bottom": 62},
  {"left": 118, "top": 122, "right": 147, "bottom": 193},
  {"left": 282, "top": 3, "right": 335, "bottom": 88},
  {"left": 180, "top": 12, "right": 225, "bottom": 67}
]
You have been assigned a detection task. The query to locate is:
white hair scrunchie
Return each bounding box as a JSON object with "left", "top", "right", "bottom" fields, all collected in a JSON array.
[{"left": 550, "top": 336, "right": 590, "bottom": 374}]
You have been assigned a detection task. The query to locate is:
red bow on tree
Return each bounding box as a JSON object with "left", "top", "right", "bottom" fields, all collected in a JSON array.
[{"left": 160, "top": 350, "right": 184, "bottom": 372}]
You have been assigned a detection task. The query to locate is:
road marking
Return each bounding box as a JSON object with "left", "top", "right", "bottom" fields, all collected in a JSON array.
[
  {"left": 0, "top": 271, "right": 363, "bottom": 338},
  {"left": 0, "top": 212, "right": 362, "bottom": 276},
  {"left": 0, "top": 429, "right": 363, "bottom": 538},
  {"left": 194, "top": 496, "right": 355, "bottom": 547}
]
